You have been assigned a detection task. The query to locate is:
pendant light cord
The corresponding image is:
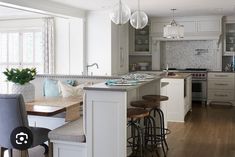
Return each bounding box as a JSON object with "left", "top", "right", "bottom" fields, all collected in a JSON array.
[
  {"left": 171, "top": 9, "right": 176, "bottom": 21},
  {"left": 118, "top": 0, "right": 122, "bottom": 23},
  {"left": 138, "top": 0, "right": 140, "bottom": 11}
]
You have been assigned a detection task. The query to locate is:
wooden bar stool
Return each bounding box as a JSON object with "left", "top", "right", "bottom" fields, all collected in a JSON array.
[
  {"left": 127, "top": 108, "right": 149, "bottom": 157},
  {"left": 142, "top": 95, "right": 169, "bottom": 102},
  {"left": 142, "top": 95, "right": 170, "bottom": 156},
  {"left": 131, "top": 99, "right": 170, "bottom": 157}
]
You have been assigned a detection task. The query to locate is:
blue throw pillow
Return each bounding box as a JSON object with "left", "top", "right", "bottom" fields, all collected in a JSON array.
[
  {"left": 43, "top": 79, "right": 60, "bottom": 97},
  {"left": 65, "top": 80, "right": 76, "bottom": 86}
]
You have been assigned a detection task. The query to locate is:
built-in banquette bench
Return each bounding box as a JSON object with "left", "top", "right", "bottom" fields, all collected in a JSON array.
[
  {"left": 48, "top": 118, "right": 86, "bottom": 157},
  {"left": 31, "top": 74, "right": 120, "bottom": 157},
  {"left": 32, "top": 74, "right": 119, "bottom": 98}
]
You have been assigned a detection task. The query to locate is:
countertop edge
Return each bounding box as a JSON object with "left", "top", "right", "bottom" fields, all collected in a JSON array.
[
  {"left": 162, "top": 73, "right": 192, "bottom": 79},
  {"left": 48, "top": 118, "right": 85, "bottom": 143},
  {"left": 84, "top": 76, "right": 162, "bottom": 92}
]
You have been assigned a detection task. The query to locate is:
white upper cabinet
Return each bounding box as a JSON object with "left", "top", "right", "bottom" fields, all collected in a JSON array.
[
  {"left": 150, "top": 16, "right": 222, "bottom": 40},
  {"left": 111, "top": 23, "right": 129, "bottom": 75},
  {"left": 86, "top": 11, "right": 129, "bottom": 76}
]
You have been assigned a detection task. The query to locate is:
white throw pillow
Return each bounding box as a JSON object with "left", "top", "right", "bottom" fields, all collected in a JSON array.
[{"left": 58, "top": 81, "right": 92, "bottom": 98}]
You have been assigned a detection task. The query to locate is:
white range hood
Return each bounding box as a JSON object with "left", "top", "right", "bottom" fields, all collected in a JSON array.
[{"left": 150, "top": 16, "right": 223, "bottom": 41}]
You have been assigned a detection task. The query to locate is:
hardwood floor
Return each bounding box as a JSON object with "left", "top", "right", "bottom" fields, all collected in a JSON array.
[
  {"left": 2, "top": 146, "right": 45, "bottom": 157},
  {"left": 2, "top": 103, "right": 235, "bottom": 157},
  {"left": 158, "top": 103, "right": 235, "bottom": 157}
]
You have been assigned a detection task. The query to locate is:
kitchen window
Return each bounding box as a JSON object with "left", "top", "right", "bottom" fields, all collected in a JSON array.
[{"left": 0, "top": 29, "right": 44, "bottom": 93}]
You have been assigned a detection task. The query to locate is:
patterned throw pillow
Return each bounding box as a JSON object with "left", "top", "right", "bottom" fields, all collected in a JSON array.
[{"left": 58, "top": 81, "right": 93, "bottom": 98}]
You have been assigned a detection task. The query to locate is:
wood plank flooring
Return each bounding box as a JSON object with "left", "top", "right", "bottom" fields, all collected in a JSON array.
[
  {"left": 2, "top": 103, "right": 235, "bottom": 157},
  {"left": 157, "top": 103, "right": 235, "bottom": 157}
]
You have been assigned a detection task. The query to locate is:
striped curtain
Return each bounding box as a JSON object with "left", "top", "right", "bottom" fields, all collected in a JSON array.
[{"left": 43, "top": 17, "right": 55, "bottom": 74}]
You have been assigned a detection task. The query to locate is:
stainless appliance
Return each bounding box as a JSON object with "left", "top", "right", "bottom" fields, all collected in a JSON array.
[{"left": 184, "top": 68, "right": 207, "bottom": 103}]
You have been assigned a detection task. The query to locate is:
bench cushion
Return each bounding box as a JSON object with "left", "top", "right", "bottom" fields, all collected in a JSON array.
[{"left": 48, "top": 117, "right": 85, "bottom": 143}]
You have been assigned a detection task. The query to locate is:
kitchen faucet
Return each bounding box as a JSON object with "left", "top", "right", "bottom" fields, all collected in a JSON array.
[{"left": 86, "top": 63, "right": 99, "bottom": 75}]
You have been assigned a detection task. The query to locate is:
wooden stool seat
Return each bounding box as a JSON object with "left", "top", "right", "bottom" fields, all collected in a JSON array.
[
  {"left": 127, "top": 108, "right": 149, "bottom": 119},
  {"left": 142, "top": 95, "right": 168, "bottom": 102},
  {"left": 131, "top": 100, "right": 160, "bottom": 109}
]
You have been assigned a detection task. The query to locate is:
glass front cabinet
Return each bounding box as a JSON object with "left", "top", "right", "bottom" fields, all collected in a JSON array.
[{"left": 224, "top": 23, "right": 235, "bottom": 54}]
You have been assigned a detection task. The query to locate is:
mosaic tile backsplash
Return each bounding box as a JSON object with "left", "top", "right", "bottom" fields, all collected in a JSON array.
[{"left": 161, "top": 40, "right": 221, "bottom": 70}]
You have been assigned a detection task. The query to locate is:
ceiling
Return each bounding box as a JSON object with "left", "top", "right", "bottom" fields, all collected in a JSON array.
[
  {"left": 0, "top": 6, "right": 46, "bottom": 19},
  {"left": 49, "top": 0, "right": 235, "bottom": 17}
]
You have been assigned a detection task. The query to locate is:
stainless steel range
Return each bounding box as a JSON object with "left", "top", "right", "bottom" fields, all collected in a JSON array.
[{"left": 184, "top": 68, "right": 207, "bottom": 103}]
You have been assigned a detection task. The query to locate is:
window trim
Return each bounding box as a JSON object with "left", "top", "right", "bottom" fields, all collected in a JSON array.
[
  {"left": 0, "top": 28, "right": 44, "bottom": 93},
  {"left": 0, "top": 28, "right": 43, "bottom": 67}
]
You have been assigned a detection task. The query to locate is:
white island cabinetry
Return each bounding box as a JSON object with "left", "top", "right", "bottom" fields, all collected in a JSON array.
[
  {"left": 84, "top": 76, "right": 164, "bottom": 157},
  {"left": 161, "top": 74, "right": 192, "bottom": 122}
]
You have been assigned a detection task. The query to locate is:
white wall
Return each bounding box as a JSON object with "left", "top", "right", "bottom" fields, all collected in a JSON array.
[
  {"left": 0, "top": 0, "right": 85, "bottom": 18},
  {"left": 0, "top": 18, "right": 44, "bottom": 29},
  {"left": 69, "top": 18, "right": 84, "bottom": 75},
  {"left": 86, "top": 11, "right": 111, "bottom": 76},
  {"left": 54, "top": 17, "right": 84, "bottom": 75},
  {"left": 54, "top": 18, "right": 70, "bottom": 74}
]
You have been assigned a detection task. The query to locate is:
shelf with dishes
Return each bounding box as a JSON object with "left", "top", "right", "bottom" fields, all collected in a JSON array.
[
  {"left": 129, "top": 52, "right": 152, "bottom": 56},
  {"left": 129, "top": 62, "right": 151, "bottom": 71},
  {"left": 224, "top": 23, "right": 235, "bottom": 55},
  {"left": 134, "top": 25, "right": 150, "bottom": 52},
  {"left": 129, "top": 24, "right": 151, "bottom": 72},
  {"left": 135, "top": 39, "right": 149, "bottom": 45}
]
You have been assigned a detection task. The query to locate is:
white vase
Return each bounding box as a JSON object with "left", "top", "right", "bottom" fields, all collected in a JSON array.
[{"left": 12, "top": 83, "right": 35, "bottom": 102}]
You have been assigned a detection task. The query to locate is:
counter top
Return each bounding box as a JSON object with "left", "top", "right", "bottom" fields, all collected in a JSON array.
[
  {"left": 84, "top": 76, "right": 162, "bottom": 92},
  {"left": 208, "top": 71, "right": 235, "bottom": 73},
  {"left": 163, "top": 73, "right": 191, "bottom": 79},
  {"left": 134, "top": 71, "right": 191, "bottom": 79},
  {"left": 48, "top": 118, "right": 85, "bottom": 143}
]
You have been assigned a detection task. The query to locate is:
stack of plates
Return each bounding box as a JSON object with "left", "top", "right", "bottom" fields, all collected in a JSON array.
[{"left": 138, "top": 62, "right": 149, "bottom": 71}]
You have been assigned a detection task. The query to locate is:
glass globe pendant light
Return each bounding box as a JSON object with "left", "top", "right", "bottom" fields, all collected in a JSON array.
[
  {"left": 130, "top": 0, "right": 148, "bottom": 29},
  {"left": 109, "top": 0, "right": 131, "bottom": 25}
]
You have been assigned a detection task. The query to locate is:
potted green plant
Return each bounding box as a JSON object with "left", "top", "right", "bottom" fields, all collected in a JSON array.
[{"left": 3, "top": 68, "right": 37, "bottom": 102}]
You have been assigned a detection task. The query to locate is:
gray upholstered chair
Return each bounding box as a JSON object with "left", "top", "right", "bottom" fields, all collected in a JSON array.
[{"left": 0, "top": 94, "right": 51, "bottom": 157}]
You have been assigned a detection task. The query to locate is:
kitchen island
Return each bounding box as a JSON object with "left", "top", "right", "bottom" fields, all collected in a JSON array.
[
  {"left": 84, "top": 75, "right": 164, "bottom": 157},
  {"left": 161, "top": 73, "right": 192, "bottom": 122}
]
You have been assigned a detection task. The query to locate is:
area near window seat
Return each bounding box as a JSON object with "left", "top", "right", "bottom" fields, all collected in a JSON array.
[
  {"left": 48, "top": 117, "right": 85, "bottom": 143},
  {"left": 26, "top": 96, "right": 83, "bottom": 121},
  {"left": 48, "top": 117, "right": 87, "bottom": 157}
]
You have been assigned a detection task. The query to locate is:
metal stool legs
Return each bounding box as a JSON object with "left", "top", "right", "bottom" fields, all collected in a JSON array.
[
  {"left": 127, "top": 119, "right": 144, "bottom": 157},
  {"left": 150, "top": 108, "right": 170, "bottom": 157}
]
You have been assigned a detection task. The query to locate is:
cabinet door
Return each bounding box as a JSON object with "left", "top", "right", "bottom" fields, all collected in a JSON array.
[
  {"left": 198, "top": 20, "right": 220, "bottom": 32},
  {"left": 111, "top": 23, "right": 129, "bottom": 75},
  {"left": 208, "top": 72, "right": 234, "bottom": 79},
  {"left": 118, "top": 23, "right": 129, "bottom": 74},
  {"left": 224, "top": 23, "right": 235, "bottom": 54},
  {"left": 208, "top": 90, "right": 234, "bottom": 101}
]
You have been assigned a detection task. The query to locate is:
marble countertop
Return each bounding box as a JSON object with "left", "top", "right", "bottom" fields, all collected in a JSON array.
[
  {"left": 162, "top": 73, "right": 192, "bottom": 79},
  {"left": 208, "top": 71, "right": 235, "bottom": 73},
  {"left": 84, "top": 76, "right": 162, "bottom": 92},
  {"left": 135, "top": 71, "right": 191, "bottom": 79}
]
